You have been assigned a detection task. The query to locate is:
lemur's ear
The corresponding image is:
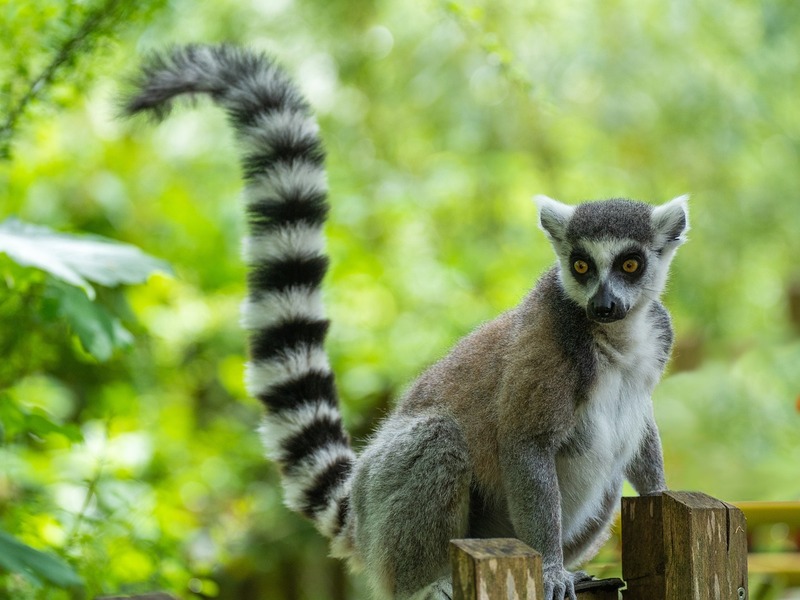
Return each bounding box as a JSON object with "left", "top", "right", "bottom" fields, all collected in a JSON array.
[
  {"left": 535, "top": 195, "right": 575, "bottom": 244},
  {"left": 651, "top": 194, "right": 689, "bottom": 247}
]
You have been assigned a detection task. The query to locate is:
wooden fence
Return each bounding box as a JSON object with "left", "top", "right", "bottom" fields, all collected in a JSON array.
[
  {"left": 737, "top": 500, "right": 800, "bottom": 596},
  {"left": 99, "top": 491, "right": 800, "bottom": 600},
  {"left": 452, "top": 491, "right": 748, "bottom": 600}
]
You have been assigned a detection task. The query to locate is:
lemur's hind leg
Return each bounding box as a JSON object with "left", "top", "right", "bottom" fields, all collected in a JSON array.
[{"left": 351, "top": 412, "right": 471, "bottom": 599}]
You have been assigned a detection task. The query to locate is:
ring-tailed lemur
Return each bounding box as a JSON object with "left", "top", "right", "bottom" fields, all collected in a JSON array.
[{"left": 124, "top": 45, "right": 688, "bottom": 600}]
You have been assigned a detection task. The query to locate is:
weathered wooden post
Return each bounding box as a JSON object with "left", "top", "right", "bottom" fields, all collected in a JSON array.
[
  {"left": 451, "top": 538, "right": 544, "bottom": 600},
  {"left": 451, "top": 539, "right": 623, "bottom": 600},
  {"left": 621, "top": 491, "right": 749, "bottom": 600}
]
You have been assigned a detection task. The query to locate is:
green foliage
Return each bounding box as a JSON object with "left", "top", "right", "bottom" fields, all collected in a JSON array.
[
  {"left": 0, "top": 529, "right": 83, "bottom": 590},
  {"left": 2, "top": 0, "right": 799, "bottom": 599},
  {"left": 0, "top": 218, "right": 170, "bottom": 297},
  {"left": 0, "top": 0, "right": 167, "bottom": 159},
  {"left": 0, "top": 211, "right": 167, "bottom": 598},
  {"left": 0, "top": 218, "right": 168, "bottom": 366}
]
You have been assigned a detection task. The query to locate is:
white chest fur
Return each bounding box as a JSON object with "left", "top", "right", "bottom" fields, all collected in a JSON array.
[{"left": 556, "top": 308, "right": 664, "bottom": 541}]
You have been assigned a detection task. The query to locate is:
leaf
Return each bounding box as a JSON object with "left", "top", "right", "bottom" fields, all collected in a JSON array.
[
  {"left": 0, "top": 218, "right": 171, "bottom": 299},
  {"left": 47, "top": 281, "right": 134, "bottom": 361},
  {"left": 0, "top": 529, "right": 84, "bottom": 589},
  {"left": 26, "top": 410, "right": 84, "bottom": 443}
]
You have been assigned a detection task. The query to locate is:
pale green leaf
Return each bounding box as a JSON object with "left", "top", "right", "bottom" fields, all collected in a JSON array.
[
  {"left": 46, "top": 281, "right": 135, "bottom": 361},
  {"left": 0, "top": 529, "right": 84, "bottom": 589},
  {"left": 0, "top": 218, "right": 171, "bottom": 299}
]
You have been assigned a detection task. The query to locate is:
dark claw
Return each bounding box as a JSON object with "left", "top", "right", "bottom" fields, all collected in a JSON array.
[{"left": 573, "top": 570, "right": 593, "bottom": 584}]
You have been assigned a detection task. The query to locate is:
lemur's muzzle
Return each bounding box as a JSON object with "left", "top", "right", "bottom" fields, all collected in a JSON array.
[{"left": 588, "top": 284, "right": 626, "bottom": 323}]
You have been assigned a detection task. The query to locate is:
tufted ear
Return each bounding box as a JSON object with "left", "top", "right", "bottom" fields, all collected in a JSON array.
[
  {"left": 534, "top": 195, "right": 575, "bottom": 244},
  {"left": 651, "top": 194, "right": 690, "bottom": 248}
]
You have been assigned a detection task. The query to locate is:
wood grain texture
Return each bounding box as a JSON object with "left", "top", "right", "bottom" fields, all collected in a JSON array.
[
  {"left": 451, "top": 538, "right": 543, "bottom": 600},
  {"left": 574, "top": 577, "right": 625, "bottom": 600},
  {"left": 721, "top": 499, "right": 749, "bottom": 599},
  {"left": 451, "top": 539, "right": 624, "bottom": 599},
  {"left": 621, "top": 492, "right": 665, "bottom": 600},
  {"left": 621, "top": 491, "right": 749, "bottom": 600}
]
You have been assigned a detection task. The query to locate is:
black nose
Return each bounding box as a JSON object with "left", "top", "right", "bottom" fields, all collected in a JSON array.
[
  {"left": 588, "top": 286, "right": 625, "bottom": 323},
  {"left": 591, "top": 301, "right": 615, "bottom": 319}
]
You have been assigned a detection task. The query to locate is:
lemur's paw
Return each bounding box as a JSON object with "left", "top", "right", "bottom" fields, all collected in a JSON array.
[{"left": 542, "top": 566, "right": 578, "bottom": 600}]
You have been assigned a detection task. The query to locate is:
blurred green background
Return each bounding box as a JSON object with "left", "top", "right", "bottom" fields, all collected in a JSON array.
[{"left": 1, "top": 0, "right": 799, "bottom": 598}]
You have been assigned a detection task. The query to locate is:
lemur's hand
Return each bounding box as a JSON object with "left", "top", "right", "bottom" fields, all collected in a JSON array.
[{"left": 542, "top": 565, "right": 578, "bottom": 600}]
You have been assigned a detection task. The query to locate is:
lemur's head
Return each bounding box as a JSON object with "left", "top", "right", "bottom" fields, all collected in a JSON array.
[{"left": 536, "top": 195, "right": 689, "bottom": 324}]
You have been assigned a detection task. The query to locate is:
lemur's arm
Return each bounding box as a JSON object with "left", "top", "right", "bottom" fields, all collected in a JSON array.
[
  {"left": 501, "top": 440, "right": 577, "bottom": 600},
  {"left": 625, "top": 418, "right": 667, "bottom": 495}
]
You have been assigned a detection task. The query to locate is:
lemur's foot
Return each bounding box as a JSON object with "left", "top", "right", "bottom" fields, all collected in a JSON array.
[{"left": 543, "top": 566, "right": 579, "bottom": 600}]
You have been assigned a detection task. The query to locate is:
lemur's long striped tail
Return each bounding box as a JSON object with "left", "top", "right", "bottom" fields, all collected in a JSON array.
[{"left": 124, "top": 45, "right": 356, "bottom": 544}]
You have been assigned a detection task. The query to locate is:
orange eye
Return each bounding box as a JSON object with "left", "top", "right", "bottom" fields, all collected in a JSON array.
[
  {"left": 573, "top": 260, "right": 589, "bottom": 275},
  {"left": 622, "top": 259, "right": 640, "bottom": 273}
]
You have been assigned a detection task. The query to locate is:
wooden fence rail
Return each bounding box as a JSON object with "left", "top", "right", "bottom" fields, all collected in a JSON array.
[
  {"left": 98, "top": 491, "right": 760, "bottom": 600},
  {"left": 735, "top": 500, "right": 800, "bottom": 595},
  {"left": 451, "top": 491, "right": 749, "bottom": 600}
]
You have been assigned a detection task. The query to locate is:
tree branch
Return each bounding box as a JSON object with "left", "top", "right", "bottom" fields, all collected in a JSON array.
[{"left": 0, "top": 0, "right": 127, "bottom": 160}]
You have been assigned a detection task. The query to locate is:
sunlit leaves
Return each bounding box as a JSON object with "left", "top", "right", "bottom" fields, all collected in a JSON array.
[
  {"left": 46, "top": 281, "right": 135, "bottom": 361},
  {"left": 0, "top": 398, "right": 82, "bottom": 446},
  {"left": 0, "top": 218, "right": 169, "bottom": 361},
  {"left": 0, "top": 529, "right": 83, "bottom": 590},
  {"left": 1, "top": 0, "right": 800, "bottom": 599},
  {"left": 0, "top": 218, "right": 170, "bottom": 300}
]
